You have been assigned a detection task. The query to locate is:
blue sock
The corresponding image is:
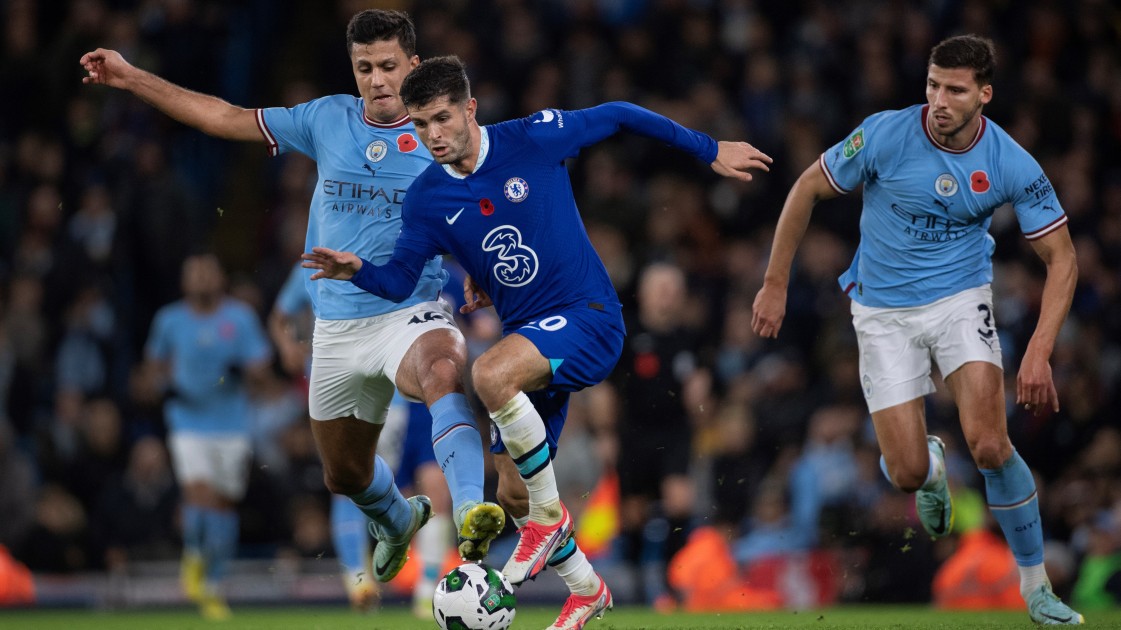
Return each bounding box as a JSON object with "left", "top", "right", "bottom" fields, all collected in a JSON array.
[
  {"left": 183, "top": 504, "right": 205, "bottom": 555},
  {"left": 547, "top": 537, "right": 578, "bottom": 567},
  {"left": 348, "top": 454, "right": 413, "bottom": 537},
  {"left": 430, "top": 393, "right": 485, "bottom": 512},
  {"left": 202, "top": 508, "right": 239, "bottom": 582},
  {"left": 981, "top": 450, "right": 1043, "bottom": 566},
  {"left": 331, "top": 494, "right": 370, "bottom": 574}
]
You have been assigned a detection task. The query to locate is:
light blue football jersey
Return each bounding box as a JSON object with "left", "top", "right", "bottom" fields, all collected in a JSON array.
[
  {"left": 274, "top": 262, "right": 311, "bottom": 317},
  {"left": 145, "top": 298, "right": 272, "bottom": 434},
  {"left": 258, "top": 96, "right": 446, "bottom": 319},
  {"left": 821, "top": 104, "right": 1067, "bottom": 308}
]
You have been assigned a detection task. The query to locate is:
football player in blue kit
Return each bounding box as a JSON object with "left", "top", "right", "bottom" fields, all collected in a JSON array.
[
  {"left": 270, "top": 262, "right": 452, "bottom": 615},
  {"left": 81, "top": 10, "right": 503, "bottom": 585},
  {"left": 751, "top": 35, "right": 1082, "bottom": 625},
  {"left": 144, "top": 253, "right": 273, "bottom": 619},
  {"left": 302, "top": 55, "right": 772, "bottom": 630}
]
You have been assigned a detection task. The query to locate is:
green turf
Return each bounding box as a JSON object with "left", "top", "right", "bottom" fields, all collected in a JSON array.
[{"left": 0, "top": 605, "right": 1116, "bottom": 629}]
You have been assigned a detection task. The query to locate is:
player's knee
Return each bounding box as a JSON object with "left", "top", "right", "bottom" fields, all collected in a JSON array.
[
  {"left": 470, "top": 357, "right": 501, "bottom": 399},
  {"left": 968, "top": 435, "right": 1011, "bottom": 470},
  {"left": 423, "top": 356, "right": 463, "bottom": 395}
]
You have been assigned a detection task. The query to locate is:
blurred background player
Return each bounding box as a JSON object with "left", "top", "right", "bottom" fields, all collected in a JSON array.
[
  {"left": 141, "top": 253, "right": 272, "bottom": 619},
  {"left": 81, "top": 9, "right": 501, "bottom": 583},
  {"left": 751, "top": 35, "right": 1083, "bottom": 625},
  {"left": 269, "top": 262, "right": 451, "bottom": 615},
  {"left": 612, "top": 261, "right": 703, "bottom": 607}
]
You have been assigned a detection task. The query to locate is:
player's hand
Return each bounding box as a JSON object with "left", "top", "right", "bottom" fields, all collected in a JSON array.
[
  {"left": 79, "top": 48, "right": 135, "bottom": 89},
  {"left": 460, "top": 274, "right": 493, "bottom": 314},
  {"left": 1016, "top": 347, "right": 1059, "bottom": 414},
  {"left": 711, "top": 141, "right": 773, "bottom": 183},
  {"left": 751, "top": 281, "right": 787, "bottom": 338},
  {"left": 301, "top": 247, "right": 362, "bottom": 281}
]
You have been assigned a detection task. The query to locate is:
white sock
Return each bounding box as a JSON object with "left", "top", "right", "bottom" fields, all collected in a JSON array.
[
  {"left": 549, "top": 541, "right": 600, "bottom": 596},
  {"left": 1020, "top": 563, "right": 1048, "bottom": 601},
  {"left": 490, "top": 393, "right": 561, "bottom": 524},
  {"left": 415, "top": 513, "right": 450, "bottom": 599},
  {"left": 512, "top": 514, "right": 529, "bottom": 529},
  {"left": 921, "top": 447, "right": 946, "bottom": 491}
]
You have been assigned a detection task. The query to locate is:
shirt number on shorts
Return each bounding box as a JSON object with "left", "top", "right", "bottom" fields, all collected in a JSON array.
[
  {"left": 976, "top": 303, "right": 996, "bottom": 348},
  {"left": 523, "top": 316, "right": 568, "bottom": 332}
]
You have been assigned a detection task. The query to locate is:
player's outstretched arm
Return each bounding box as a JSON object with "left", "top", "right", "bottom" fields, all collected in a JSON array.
[
  {"left": 301, "top": 247, "right": 362, "bottom": 281},
  {"left": 751, "top": 161, "right": 840, "bottom": 339},
  {"left": 80, "top": 48, "right": 261, "bottom": 141},
  {"left": 711, "top": 141, "right": 773, "bottom": 183},
  {"left": 1017, "top": 225, "right": 1077, "bottom": 414}
]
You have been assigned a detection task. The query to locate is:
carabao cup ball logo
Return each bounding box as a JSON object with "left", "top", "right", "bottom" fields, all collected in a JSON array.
[
  {"left": 503, "top": 177, "right": 529, "bottom": 203},
  {"left": 366, "top": 140, "right": 388, "bottom": 163},
  {"left": 935, "top": 173, "right": 958, "bottom": 197}
]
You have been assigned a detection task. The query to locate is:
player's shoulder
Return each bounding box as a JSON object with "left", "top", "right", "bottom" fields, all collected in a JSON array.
[
  {"left": 219, "top": 297, "right": 262, "bottom": 322},
  {"left": 863, "top": 105, "right": 923, "bottom": 137},
  {"left": 979, "top": 116, "right": 1030, "bottom": 155}
]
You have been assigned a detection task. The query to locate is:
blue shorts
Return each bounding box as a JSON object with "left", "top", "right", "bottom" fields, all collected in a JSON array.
[
  {"left": 490, "top": 303, "right": 624, "bottom": 455},
  {"left": 395, "top": 400, "right": 437, "bottom": 489}
]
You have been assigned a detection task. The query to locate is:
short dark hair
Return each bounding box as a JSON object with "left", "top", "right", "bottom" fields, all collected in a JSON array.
[
  {"left": 400, "top": 55, "right": 471, "bottom": 109},
  {"left": 929, "top": 34, "right": 996, "bottom": 85},
  {"left": 346, "top": 9, "right": 416, "bottom": 57}
]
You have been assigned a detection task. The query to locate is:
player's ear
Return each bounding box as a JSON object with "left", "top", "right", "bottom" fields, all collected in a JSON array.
[
  {"left": 980, "top": 83, "right": 993, "bottom": 105},
  {"left": 408, "top": 55, "right": 420, "bottom": 70},
  {"left": 466, "top": 97, "right": 477, "bottom": 121}
]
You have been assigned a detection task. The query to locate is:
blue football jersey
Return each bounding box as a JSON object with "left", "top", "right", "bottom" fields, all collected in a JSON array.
[
  {"left": 821, "top": 104, "right": 1067, "bottom": 308},
  {"left": 145, "top": 298, "right": 272, "bottom": 434},
  {"left": 274, "top": 262, "right": 311, "bottom": 317},
  {"left": 258, "top": 96, "right": 447, "bottom": 319},
  {"left": 382, "top": 102, "right": 718, "bottom": 331}
]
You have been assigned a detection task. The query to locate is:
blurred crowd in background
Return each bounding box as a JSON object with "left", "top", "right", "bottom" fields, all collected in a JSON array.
[{"left": 1, "top": 0, "right": 1119, "bottom": 612}]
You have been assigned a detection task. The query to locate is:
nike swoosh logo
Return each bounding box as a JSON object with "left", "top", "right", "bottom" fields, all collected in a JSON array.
[
  {"left": 446, "top": 208, "right": 465, "bottom": 224},
  {"left": 375, "top": 555, "right": 394, "bottom": 577}
]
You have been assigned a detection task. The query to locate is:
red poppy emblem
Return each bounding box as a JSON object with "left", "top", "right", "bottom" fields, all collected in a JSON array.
[
  {"left": 970, "top": 170, "right": 990, "bottom": 193},
  {"left": 219, "top": 322, "right": 236, "bottom": 339},
  {"left": 397, "top": 133, "right": 418, "bottom": 152},
  {"left": 480, "top": 199, "right": 495, "bottom": 216}
]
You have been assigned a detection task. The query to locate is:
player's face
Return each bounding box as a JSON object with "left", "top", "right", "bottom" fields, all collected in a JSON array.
[
  {"left": 181, "top": 255, "right": 224, "bottom": 301},
  {"left": 349, "top": 39, "right": 419, "bottom": 124},
  {"left": 925, "top": 64, "right": 992, "bottom": 145},
  {"left": 408, "top": 96, "right": 478, "bottom": 166}
]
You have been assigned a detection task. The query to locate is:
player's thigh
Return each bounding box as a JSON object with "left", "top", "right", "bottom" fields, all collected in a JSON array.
[
  {"left": 851, "top": 300, "right": 937, "bottom": 413},
  {"left": 930, "top": 285, "right": 1004, "bottom": 390},
  {"left": 381, "top": 299, "right": 464, "bottom": 402},
  {"left": 512, "top": 305, "right": 626, "bottom": 394},
  {"left": 944, "top": 361, "right": 1011, "bottom": 466},
  {"left": 308, "top": 318, "right": 375, "bottom": 422}
]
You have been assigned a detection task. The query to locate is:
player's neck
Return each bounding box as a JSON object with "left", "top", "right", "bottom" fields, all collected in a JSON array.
[
  {"left": 934, "top": 115, "right": 982, "bottom": 150},
  {"left": 450, "top": 122, "right": 483, "bottom": 176},
  {"left": 188, "top": 294, "right": 221, "bottom": 313}
]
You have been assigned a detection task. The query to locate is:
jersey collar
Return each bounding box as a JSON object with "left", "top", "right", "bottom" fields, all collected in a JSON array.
[
  {"left": 363, "top": 111, "right": 412, "bottom": 128},
  {"left": 921, "top": 105, "right": 986, "bottom": 154},
  {"left": 442, "top": 126, "right": 490, "bottom": 179}
]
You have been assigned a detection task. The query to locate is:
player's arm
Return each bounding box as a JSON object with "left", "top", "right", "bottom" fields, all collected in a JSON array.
[
  {"left": 751, "top": 161, "right": 841, "bottom": 338},
  {"left": 80, "top": 48, "right": 261, "bottom": 141},
  {"left": 565, "top": 102, "right": 772, "bottom": 181},
  {"left": 301, "top": 245, "right": 429, "bottom": 302},
  {"left": 460, "top": 274, "right": 493, "bottom": 315},
  {"left": 1018, "top": 225, "right": 1077, "bottom": 413},
  {"left": 267, "top": 308, "right": 308, "bottom": 377}
]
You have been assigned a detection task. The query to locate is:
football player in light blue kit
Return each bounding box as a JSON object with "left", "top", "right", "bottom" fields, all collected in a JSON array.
[
  {"left": 81, "top": 10, "right": 504, "bottom": 586},
  {"left": 302, "top": 55, "right": 772, "bottom": 630},
  {"left": 270, "top": 262, "right": 452, "bottom": 615},
  {"left": 144, "top": 253, "right": 273, "bottom": 619},
  {"left": 751, "top": 35, "right": 1082, "bottom": 625}
]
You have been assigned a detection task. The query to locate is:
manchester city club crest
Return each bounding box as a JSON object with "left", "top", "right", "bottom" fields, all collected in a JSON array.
[
  {"left": 365, "top": 139, "right": 388, "bottom": 163},
  {"left": 935, "top": 173, "right": 959, "bottom": 197},
  {"left": 503, "top": 177, "right": 529, "bottom": 203}
]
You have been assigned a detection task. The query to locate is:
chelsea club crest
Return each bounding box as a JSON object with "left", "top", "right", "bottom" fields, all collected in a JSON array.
[
  {"left": 366, "top": 139, "right": 388, "bottom": 163},
  {"left": 503, "top": 177, "right": 529, "bottom": 203}
]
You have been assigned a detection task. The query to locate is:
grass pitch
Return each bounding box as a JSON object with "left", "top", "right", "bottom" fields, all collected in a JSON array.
[{"left": 1, "top": 604, "right": 1116, "bottom": 629}]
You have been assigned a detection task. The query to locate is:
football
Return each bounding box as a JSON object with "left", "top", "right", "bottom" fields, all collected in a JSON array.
[{"left": 431, "top": 563, "right": 516, "bottom": 630}]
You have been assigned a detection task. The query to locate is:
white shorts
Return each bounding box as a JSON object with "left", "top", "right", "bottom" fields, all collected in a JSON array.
[
  {"left": 168, "top": 433, "right": 252, "bottom": 501},
  {"left": 308, "top": 299, "right": 462, "bottom": 423},
  {"left": 851, "top": 284, "right": 1003, "bottom": 413}
]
